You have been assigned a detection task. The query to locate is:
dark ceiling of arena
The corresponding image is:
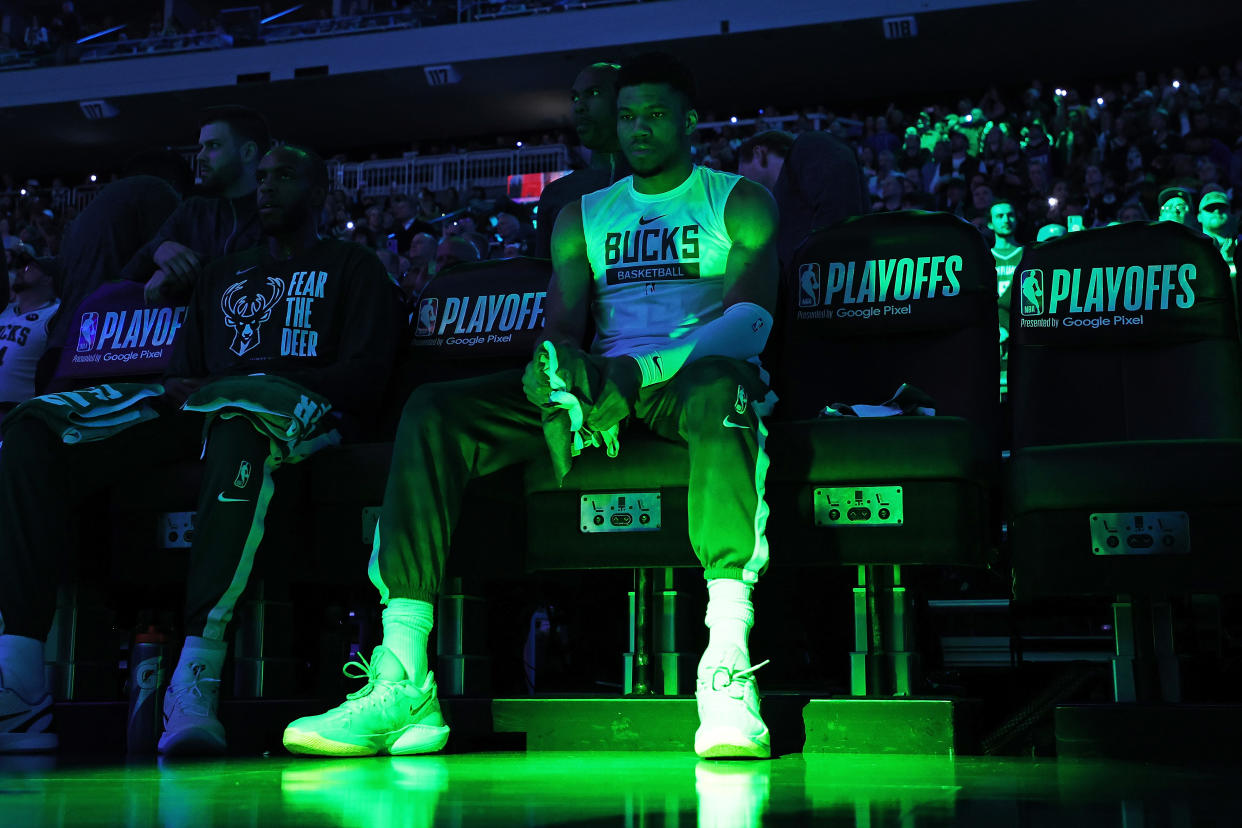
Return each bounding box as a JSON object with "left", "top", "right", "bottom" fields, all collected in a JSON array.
[{"left": 2, "top": 0, "right": 1239, "bottom": 178}]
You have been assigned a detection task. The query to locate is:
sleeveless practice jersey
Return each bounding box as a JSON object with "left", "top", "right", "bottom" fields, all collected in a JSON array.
[
  {"left": 992, "top": 245, "right": 1024, "bottom": 297},
  {"left": 0, "top": 299, "right": 60, "bottom": 403},
  {"left": 581, "top": 166, "right": 740, "bottom": 357}
]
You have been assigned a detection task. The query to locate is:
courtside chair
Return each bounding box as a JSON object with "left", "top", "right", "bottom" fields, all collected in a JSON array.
[{"left": 1006, "top": 222, "right": 1242, "bottom": 704}]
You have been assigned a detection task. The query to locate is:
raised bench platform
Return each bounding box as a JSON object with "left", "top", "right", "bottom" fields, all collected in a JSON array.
[{"left": 493, "top": 696, "right": 967, "bottom": 755}]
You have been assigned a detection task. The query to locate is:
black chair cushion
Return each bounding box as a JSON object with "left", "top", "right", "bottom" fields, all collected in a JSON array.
[
  {"left": 525, "top": 417, "right": 988, "bottom": 494},
  {"left": 1011, "top": 439, "right": 1242, "bottom": 515}
]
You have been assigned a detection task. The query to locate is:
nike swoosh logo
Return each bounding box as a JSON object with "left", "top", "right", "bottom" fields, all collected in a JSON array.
[
  {"left": 235, "top": 265, "right": 257, "bottom": 276},
  {"left": 217, "top": 493, "right": 250, "bottom": 503},
  {"left": 638, "top": 214, "right": 666, "bottom": 226},
  {"left": 722, "top": 417, "right": 751, "bottom": 430}
]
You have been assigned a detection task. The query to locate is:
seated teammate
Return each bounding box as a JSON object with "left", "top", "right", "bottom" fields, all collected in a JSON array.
[
  {"left": 0, "top": 145, "right": 400, "bottom": 754},
  {"left": 285, "top": 53, "right": 780, "bottom": 760}
]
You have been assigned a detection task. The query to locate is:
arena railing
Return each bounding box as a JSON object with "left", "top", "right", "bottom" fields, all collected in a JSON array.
[
  {"left": 327, "top": 144, "right": 572, "bottom": 198},
  {"left": 80, "top": 33, "right": 232, "bottom": 63},
  {"left": 1, "top": 185, "right": 99, "bottom": 216},
  {"left": 464, "top": 0, "right": 653, "bottom": 22},
  {"left": 9, "top": 113, "right": 852, "bottom": 215},
  {"left": 261, "top": 8, "right": 424, "bottom": 44}
]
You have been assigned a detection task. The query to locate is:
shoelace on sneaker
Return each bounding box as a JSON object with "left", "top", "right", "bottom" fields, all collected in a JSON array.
[
  {"left": 168, "top": 662, "right": 221, "bottom": 717},
  {"left": 341, "top": 652, "right": 406, "bottom": 711},
  {"left": 705, "top": 659, "right": 770, "bottom": 695}
]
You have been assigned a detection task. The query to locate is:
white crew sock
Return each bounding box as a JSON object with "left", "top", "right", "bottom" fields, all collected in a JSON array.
[
  {"left": 171, "top": 635, "right": 226, "bottom": 685},
  {"left": 382, "top": 598, "right": 434, "bottom": 682},
  {"left": 0, "top": 634, "right": 46, "bottom": 701},
  {"left": 703, "top": 579, "right": 754, "bottom": 664}
]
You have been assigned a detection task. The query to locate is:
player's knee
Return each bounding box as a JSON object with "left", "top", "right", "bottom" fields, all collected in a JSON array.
[
  {"left": 206, "top": 414, "right": 260, "bottom": 441},
  {"left": 397, "top": 382, "right": 458, "bottom": 435},
  {"left": 204, "top": 415, "right": 267, "bottom": 455},
  {"left": 679, "top": 365, "right": 744, "bottom": 426}
]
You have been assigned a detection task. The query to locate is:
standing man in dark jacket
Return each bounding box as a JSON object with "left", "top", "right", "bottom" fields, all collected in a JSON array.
[
  {"left": 738, "top": 129, "right": 869, "bottom": 270},
  {"left": 122, "top": 106, "right": 271, "bottom": 303},
  {"left": 0, "top": 145, "right": 401, "bottom": 756},
  {"left": 534, "top": 62, "right": 631, "bottom": 258}
]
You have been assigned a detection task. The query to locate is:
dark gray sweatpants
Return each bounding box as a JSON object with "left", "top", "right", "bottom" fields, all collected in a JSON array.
[
  {"left": 0, "top": 413, "right": 277, "bottom": 641},
  {"left": 370, "top": 356, "right": 773, "bottom": 604}
]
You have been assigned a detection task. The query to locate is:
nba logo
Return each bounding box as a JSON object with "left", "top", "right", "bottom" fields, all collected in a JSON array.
[
  {"left": 76, "top": 312, "right": 99, "bottom": 352},
  {"left": 233, "top": 460, "right": 251, "bottom": 489},
  {"left": 798, "top": 263, "right": 821, "bottom": 308},
  {"left": 415, "top": 298, "right": 439, "bottom": 337},
  {"left": 1019, "top": 269, "right": 1044, "bottom": 316}
]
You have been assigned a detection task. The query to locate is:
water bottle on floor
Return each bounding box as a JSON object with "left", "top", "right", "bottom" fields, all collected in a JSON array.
[{"left": 126, "top": 625, "right": 170, "bottom": 754}]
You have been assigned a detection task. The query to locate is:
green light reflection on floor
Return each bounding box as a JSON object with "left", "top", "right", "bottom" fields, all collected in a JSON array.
[{"left": 1, "top": 752, "right": 1238, "bottom": 827}]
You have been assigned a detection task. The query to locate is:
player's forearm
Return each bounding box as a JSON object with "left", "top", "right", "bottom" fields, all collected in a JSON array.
[{"left": 626, "top": 301, "right": 773, "bottom": 388}]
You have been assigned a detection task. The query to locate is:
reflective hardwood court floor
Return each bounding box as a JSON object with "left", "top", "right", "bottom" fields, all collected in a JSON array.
[{"left": 1, "top": 752, "right": 1238, "bottom": 827}]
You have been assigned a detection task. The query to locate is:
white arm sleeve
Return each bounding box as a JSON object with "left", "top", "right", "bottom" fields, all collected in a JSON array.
[{"left": 628, "top": 301, "right": 773, "bottom": 388}]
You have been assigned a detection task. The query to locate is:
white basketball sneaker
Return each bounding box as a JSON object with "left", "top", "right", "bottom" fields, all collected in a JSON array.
[
  {"left": 283, "top": 646, "right": 450, "bottom": 757},
  {"left": 158, "top": 654, "right": 226, "bottom": 756},
  {"left": 0, "top": 665, "right": 56, "bottom": 753},
  {"left": 694, "top": 646, "right": 770, "bottom": 759}
]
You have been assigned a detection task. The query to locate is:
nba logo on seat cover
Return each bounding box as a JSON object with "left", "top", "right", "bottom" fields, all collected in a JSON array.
[
  {"left": 76, "top": 312, "right": 99, "bottom": 352},
  {"left": 1019, "top": 269, "right": 1044, "bottom": 316},
  {"left": 798, "top": 263, "right": 821, "bottom": 307},
  {"left": 415, "top": 298, "right": 439, "bottom": 337}
]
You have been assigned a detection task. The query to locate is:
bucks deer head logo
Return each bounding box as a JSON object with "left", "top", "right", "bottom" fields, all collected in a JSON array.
[{"left": 221, "top": 277, "right": 285, "bottom": 356}]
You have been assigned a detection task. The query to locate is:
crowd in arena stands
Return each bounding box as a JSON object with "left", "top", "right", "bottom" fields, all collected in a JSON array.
[
  {"left": 0, "top": 1, "right": 603, "bottom": 65},
  {"left": 4, "top": 59, "right": 1242, "bottom": 409}
]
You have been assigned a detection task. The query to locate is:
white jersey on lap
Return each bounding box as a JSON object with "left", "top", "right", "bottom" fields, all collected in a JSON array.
[
  {"left": 0, "top": 299, "right": 59, "bottom": 403},
  {"left": 581, "top": 166, "right": 740, "bottom": 357}
]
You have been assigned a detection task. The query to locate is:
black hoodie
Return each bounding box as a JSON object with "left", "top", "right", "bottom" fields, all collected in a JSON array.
[{"left": 120, "top": 192, "right": 263, "bottom": 283}]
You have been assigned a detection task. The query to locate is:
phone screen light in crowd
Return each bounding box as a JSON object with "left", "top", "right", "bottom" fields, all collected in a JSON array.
[
  {"left": 1172, "top": 80, "right": 1181, "bottom": 89},
  {"left": 1048, "top": 197, "right": 1058, "bottom": 207},
  {"left": 964, "top": 114, "right": 973, "bottom": 123},
  {"left": 260, "top": 5, "right": 304, "bottom": 24},
  {"left": 19, "top": 189, "right": 27, "bottom": 196},
  {"left": 516, "top": 141, "right": 523, "bottom": 148},
  {"left": 730, "top": 116, "right": 738, "bottom": 124},
  {"left": 1096, "top": 97, "right": 1104, "bottom": 106},
  {"left": 346, "top": 221, "right": 355, "bottom": 230},
  {"left": 76, "top": 24, "right": 126, "bottom": 45},
  {"left": 89, "top": 174, "right": 97, "bottom": 183}
]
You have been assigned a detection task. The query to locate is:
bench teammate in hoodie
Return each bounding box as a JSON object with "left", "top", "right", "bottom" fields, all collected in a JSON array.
[
  {"left": 0, "top": 145, "right": 400, "bottom": 754},
  {"left": 285, "top": 53, "right": 781, "bottom": 760},
  {"left": 122, "top": 105, "right": 270, "bottom": 304}
]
